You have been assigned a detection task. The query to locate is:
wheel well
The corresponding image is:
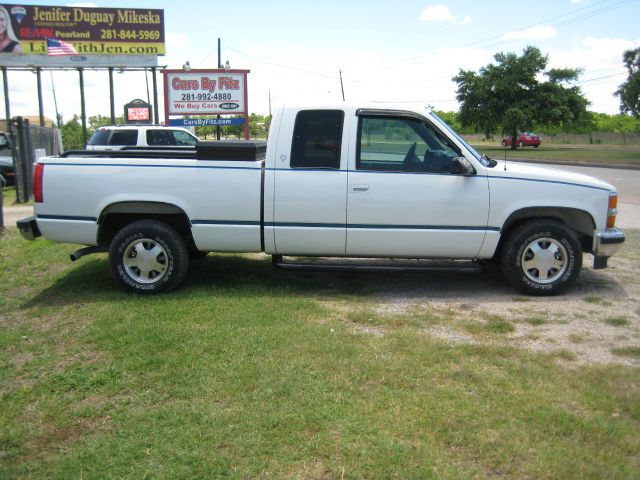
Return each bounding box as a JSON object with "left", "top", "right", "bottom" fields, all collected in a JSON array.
[
  {"left": 97, "top": 202, "right": 192, "bottom": 247},
  {"left": 494, "top": 207, "right": 595, "bottom": 260}
]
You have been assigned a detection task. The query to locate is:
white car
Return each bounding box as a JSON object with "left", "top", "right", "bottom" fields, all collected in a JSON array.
[{"left": 86, "top": 125, "right": 198, "bottom": 150}]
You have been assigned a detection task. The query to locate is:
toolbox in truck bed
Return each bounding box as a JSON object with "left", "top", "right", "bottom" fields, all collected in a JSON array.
[{"left": 196, "top": 141, "right": 267, "bottom": 161}]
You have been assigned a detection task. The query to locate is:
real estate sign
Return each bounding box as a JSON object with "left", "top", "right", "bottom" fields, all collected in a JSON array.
[{"left": 0, "top": 4, "right": 164, "bottom": 66}]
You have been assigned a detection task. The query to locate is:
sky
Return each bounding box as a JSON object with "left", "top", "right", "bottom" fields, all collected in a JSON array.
[{"left": 2, "top": 0, "right": 640, "bottom": 124}]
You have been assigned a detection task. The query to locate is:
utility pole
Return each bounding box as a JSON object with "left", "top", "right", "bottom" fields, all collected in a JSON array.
[
  {"left": 50, "top": 71, "right": 60, "bottom": 127},
  {"left": 108, "top": 67, "right": 115, "bottom": 124},
  {"left": 217, "top": 37, "right": 222, "bottom": 140},
  {"left": 78, "top": 68, "right": 87, "bottom": 147},
  {"left": 36, "top": 68, "right": 44, "bottom": 126}
]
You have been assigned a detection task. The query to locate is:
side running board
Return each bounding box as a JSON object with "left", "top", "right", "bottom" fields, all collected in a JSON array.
[{"left": 271, "top": 255, "right": 482, "bottom": 274}]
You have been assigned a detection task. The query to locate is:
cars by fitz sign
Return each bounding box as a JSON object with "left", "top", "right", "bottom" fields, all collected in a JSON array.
[
  {"left": 163, "top": 69, "right": 249, "bottom": 117},
  {"left": 162, "top": 68, "right": 250, "bottom": 139}
]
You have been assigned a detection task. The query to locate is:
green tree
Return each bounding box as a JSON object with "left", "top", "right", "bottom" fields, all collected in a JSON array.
[
  {"left": 60, "top": 115, "right": 84, "bottom": 151},
  {"left": 88, "top": 114, "right": 124, "bottom": 129},
  {"left": 453, "top": 46, "right": 588, "bottom": 148},
  {"left": 591, "top": 111, "right": 640, "bottom": 133},
  {"left": 615, "top": 47, "right": 640, "bottom": 117},
  {"left": 433, "top": 110, "right": 462, "bottom": 131}
]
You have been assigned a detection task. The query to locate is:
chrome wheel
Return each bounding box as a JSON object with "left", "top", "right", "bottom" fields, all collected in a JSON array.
[
  {"left": 123, "top": 237, "right": 168, "bottom": 284},
  {"left": 521, "top": 237, "right": 568, "bottom": 284}
]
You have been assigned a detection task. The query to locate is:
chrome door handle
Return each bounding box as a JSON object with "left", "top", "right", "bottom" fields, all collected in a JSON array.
[{"left": 350, "top": 184, "right": 369, "bottom": 192}]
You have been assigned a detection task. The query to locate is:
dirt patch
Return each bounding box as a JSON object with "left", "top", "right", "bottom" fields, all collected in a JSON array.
[
  {"left": 1, "top": 204, "right": 33, "bottom": 227},
  {"left": 321, "top": 230, "right": 640, "bottom": 366}
]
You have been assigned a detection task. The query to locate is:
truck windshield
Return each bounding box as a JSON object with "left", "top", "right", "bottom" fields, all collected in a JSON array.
[{"left": 429, "top": 112, "right": 492, "bottom": 167}]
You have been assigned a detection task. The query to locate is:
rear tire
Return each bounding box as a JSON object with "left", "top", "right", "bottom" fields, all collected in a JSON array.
[
  {"left": 109, "top": 219, "right": 189, "bottom": 294},
  {"left": 518, "top": 141, "right": 525, "bottom": 148},
  {"left": 501, "top": 219, "right": 582, "bottom": 296}
]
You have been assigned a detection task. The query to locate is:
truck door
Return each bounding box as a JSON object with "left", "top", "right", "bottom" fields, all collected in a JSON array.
[
  {"left": 346, "top": 111, "right": 489, "bottom": 258},
  {"left": 272, "top": 109, "right": 349, "bottom": 255}
]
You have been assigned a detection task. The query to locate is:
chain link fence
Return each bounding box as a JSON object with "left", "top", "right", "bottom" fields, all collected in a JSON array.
[
  {"left": 1, "top": 117, "right": 62, "bottom": 204},
  {"left": 0, "top": 118, "right": 61, "bottom": 229}
]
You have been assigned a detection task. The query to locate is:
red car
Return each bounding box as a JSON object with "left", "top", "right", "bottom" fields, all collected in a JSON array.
[{"left": 501, "top": 132, "right": 541, "bottom": 148}]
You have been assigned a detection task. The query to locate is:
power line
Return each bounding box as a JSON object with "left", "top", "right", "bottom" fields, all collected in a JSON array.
[
  {"left": 361, "top": 0, "right": 638, "bottom": 70},
  {"left": 223, "top": 45, "right": 339, "bottom": 80},
  {"left": 459, "top": 0, "right": 618, "bottom": 49}
]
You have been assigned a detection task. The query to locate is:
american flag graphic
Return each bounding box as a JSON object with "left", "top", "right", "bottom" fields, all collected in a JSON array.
[{"left": 46, "top": 38, "right": 78, "bottom": 56}]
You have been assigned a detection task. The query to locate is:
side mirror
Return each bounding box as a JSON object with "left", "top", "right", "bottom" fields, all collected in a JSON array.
[
  {"left": 449, "top": 156, "right": 475, "bottom": 175},
  {"left": 0, "top": 135, "right": 9, "bottom": 150}
]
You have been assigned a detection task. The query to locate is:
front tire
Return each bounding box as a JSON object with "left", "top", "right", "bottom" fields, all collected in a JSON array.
[
  {"left": 109, "top": 220, "right": 189, "bottom": 294},
  {"left": 501, "top": 219, "right": 582, "bottom": 296}
]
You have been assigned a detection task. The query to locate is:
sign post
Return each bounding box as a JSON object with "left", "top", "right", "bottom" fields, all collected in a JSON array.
[{"left": 162, "top": 69, "right": 250, "bottom": 139}]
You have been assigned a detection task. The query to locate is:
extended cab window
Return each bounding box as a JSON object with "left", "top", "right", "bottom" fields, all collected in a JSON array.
[
  {"left": 358, "top": 116, "right": 461, "bottom": 173},
  {"left": 291, "top": 110, "right": 344, "bottom": 169},
  {"left": 109, "top": 130, "right": 138, "bottom": 146}
]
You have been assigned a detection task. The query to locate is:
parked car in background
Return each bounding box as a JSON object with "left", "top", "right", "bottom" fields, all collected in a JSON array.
[
  {"left": 0, "top": 132, "right": 14, "bottom": 186},
  {"left": 86, "top": 125, "right": 199, "bottom": 150},
  {"left": 501, "top": 132, "right": 541, "bottom": 148}
]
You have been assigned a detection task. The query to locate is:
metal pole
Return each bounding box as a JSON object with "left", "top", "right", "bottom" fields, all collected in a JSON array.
[
  {"left": 50, "top": 71, "right": 60, "bottom": 127},
  {"left": 0, "top": 174, "right": 4, "bottom": 228},
  {"left": 15, "top": 116, "right": 26, "bottom": 203},
  {"left": 36, "top": 68, "right": 44, "bottom": 126},
  {"left": 108, "top": 67, "right": 115, "bottom": 124},
  {"left": 152, "top": 67, "right": 159, "bottom": 124},
  {"left": 217, "top": 37, "right": 222, "bottom": 140},
  {"left": 23, "top": 119, "right": 33, "bottom": 202},
  {"left": 78, "top": 68, "right": 87, "bottom": 147},
  {"left": 145, "top": 68, "right": 151, "bottom": 106},
  {"left": 2, "top": 67, "right": 10, "bottom": 134}
]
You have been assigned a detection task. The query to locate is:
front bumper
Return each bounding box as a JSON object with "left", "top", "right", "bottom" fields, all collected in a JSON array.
[
  {"left": 17, "top": 216, "right": 41, "bottom": 240},
  {"left": 592, "top": 228, "right": 625, "bottom": 269}
]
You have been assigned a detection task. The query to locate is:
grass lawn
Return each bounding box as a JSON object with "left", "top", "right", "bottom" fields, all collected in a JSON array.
[
  {"left": 361, "top": 141, "right": 640, "bottom": 167},
  {"left": 1, "top": 228, "right": 639, "bottom": 479},
  {"left": 2, "top": 186, "right": 17, "bottom": 206},
  {"left": 472, "top": 144, "right": 640, "bottom": 166}
]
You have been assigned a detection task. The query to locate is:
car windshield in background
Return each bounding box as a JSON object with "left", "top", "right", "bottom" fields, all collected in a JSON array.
[
  {"left": 88, "top": 130, "right": 110, "bottom": 146},
  {"left": 173, "top": 130, "right": 198, "bottom": 146},
  {"left": 146, "top": 130, "right": 198, "bottom": 147}
]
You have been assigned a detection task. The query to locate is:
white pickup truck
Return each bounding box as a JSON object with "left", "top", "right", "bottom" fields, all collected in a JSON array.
[{"left": 18, "top": 104, "right": 625, "bottom": 295}]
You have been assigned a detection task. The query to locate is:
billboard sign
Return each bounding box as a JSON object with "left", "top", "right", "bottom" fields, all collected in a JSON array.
[
  {"left": 163, "top": 69, "right": 249, "bottom": 117},
  {"left": 0, "top": 53, "right": 158, "bottom": 67},
  {"left": 124, "top": 98, "right": 152, "bottom": 124},
  {"left": 0, "top": 4, "right": 164, "bottom": 66}
]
